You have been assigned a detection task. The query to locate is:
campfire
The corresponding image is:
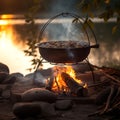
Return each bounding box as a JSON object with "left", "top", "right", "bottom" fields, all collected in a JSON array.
[
  {"left": 46, "top": 66, "right": 88, "bottom": 96},
  {"left": 37, "top": 12, "right": 99, "bottom": 97}
]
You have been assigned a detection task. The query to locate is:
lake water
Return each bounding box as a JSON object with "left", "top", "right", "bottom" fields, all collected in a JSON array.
[{"left": 0, "top": 14, "right": 120, "bottom": 75}]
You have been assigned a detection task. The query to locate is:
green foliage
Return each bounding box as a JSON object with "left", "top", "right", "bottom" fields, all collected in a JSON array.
[
  {"left": 24, "top": 0, "right": 42, "bottom": 71},
  {"left": 77, "top": 0, "right": 120, "bottom": 33}
]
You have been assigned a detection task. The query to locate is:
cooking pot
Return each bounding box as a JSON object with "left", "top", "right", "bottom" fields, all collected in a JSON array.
[
  {"left": 38, "top": 41, "right": 99, "bottom": 63},
  {"left": 37, "top": 12, "right": 99, "bottom": 63}
]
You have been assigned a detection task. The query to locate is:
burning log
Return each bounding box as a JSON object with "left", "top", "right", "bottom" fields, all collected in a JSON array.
[
  {"left": 61, "top": 72, "right": 88, "bottom": 97},
  {"left": 46, "top": 75, "right": 54, "bottom": 91}
]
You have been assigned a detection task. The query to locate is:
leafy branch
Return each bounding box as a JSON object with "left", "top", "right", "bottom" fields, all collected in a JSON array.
[
  {"left": 24, "top": 0, "right": 42, "bottom": 71},
  {"left": 77, "top": 0, "right": 120, "bottom": 33}
]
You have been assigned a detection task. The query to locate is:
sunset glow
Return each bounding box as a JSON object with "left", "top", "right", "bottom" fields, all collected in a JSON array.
[
  {"left": 0, "top": 25, "right": 33, "bottom": 75},
  {"left": 0, "top": 20, "right": 8, "bottom": 25},
  {"left": 0, "top": 24, "right": 54, "bottom": 75}
]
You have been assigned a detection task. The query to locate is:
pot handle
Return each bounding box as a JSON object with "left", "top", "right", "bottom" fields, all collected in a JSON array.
[{"left": 38, "top": 12, "right": 99, "bottom": 49}]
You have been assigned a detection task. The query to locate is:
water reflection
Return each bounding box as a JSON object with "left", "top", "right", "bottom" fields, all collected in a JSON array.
[{"left": 0, "top": 14, "right": 120, "bottom": 75}]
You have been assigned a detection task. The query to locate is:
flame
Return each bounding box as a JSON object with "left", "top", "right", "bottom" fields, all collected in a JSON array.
[{"left": 51, "top": 66, "right": 86, "bottom": 93}]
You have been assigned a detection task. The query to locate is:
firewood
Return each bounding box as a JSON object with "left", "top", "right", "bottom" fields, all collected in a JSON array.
[
  {"left": 95, "top": 85, "right": 120, "bottom": 115},
  {"left": 61, "top": 72, "right": 88, "bottom": 97},
  {"left": 100, "top": 85, "right": 115, "bottom": 115},
  {"left": 88, "top": 110, "right": 102, "bottom": 117},
  {"left": 107, "top": 101, "right": 120, "bottom": 113},
  {"left": 95, "top": 86, "right": 111, "bottom": 105},
  {"left": 46, "top": 75, "right": 54, "bottom": 91},
  {"left": 100, "top": 70, "right": 120, "bottom": 85},
  {"left": 88, "top": 80, "right": 110, "bottom": 88},
  {"left": 91, "top": 64, "right": 120, "bottom": 85},
  {"left": 110, "top": 86, "right": 120, "bottom": 105}
]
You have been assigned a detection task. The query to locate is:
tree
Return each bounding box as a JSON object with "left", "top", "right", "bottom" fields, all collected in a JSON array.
[{"left": 77, "top": 0, "right": 120, "bottom": 33}]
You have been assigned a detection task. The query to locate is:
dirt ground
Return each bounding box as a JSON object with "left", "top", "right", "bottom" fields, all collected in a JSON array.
[
  {"left": 0, "top": 100, "right": 118, "bottom": 120},
  {"left": 0, "top": 100, "right": 96, "bottom": 120},
  {"left": 0, "top": 65, "right": 119, "bottom": 120}
]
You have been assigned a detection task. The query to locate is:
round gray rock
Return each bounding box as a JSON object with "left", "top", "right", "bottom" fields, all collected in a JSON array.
[
  {"left": 2, "top": 74, "right": 16, "bottom": 84},
  {"left": 55, "top": 100, "right": 73, "bottom": 110},
  {"left": 13, "top": 101, "right": 56, "bottom": 119},
  {"left": 0, "top": 63, "right": 9, "bottom": 73},
  {"left": 22, "top": 88, "right": 57, "bottom": 103},
  {"left": 0, "top": 72, "right": 9, "bottom": 83},
  {"left": 13, "top": 102, "right": 41, "bottom": 118}
]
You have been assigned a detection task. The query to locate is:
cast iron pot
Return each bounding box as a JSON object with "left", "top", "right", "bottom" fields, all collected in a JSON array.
[{"left": 38, "top": 41, "right": 99, "bottom": 63}]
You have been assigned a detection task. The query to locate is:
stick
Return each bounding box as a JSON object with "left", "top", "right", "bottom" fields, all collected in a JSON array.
[
  {"left": 100, "top": 85, "right": 114, "bottom": 115},
  {"left": 88, "top": 80, "right": 110, "bottom": 88},
  {"left": 105, "top": 101, "right": 120, "bottom": 113},
  {"left": 91, "top": 64, "right": 120, "bottom": 84},
  {"left": 100, "top": 70, "right": 120, "bottom": 84},
  {"left": 88, "top": 110, "right": 102, "bottom": 117},
  {"left": 111, "top": 86, "right": 120, "bottom": 105}
]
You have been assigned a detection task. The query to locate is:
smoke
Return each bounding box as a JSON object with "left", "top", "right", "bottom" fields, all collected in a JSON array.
[
  {"left": 49, "top": 0, "right": 79, "bottom": 14},
  {"left": 41, "top": 20, "right": 87, "bottom": 42},
  {"left": 35, "top": 0, "right": 80, "bottom": 17}
]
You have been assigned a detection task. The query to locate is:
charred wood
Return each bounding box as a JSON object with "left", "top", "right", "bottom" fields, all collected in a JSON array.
[{"left": 61, "top": 72, "right": 88, "bottom": 97}]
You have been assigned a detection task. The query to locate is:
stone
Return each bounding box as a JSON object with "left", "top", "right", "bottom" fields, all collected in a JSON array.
[
  {"left": 0, "top": 88, "right": 3, "bottom": 96},
  {"left": 37, "top": 68, "right": 52, "bottom": 77},
  {"left": 0, "top": 72, "right": 9, "bottom": 83},
  {"left": 25, "top": 72, "right": 46, "bottom": 86},
  {"left": 2, "top": 74, "right": 17, "bottom": 84},
  {"left": 2, "top": 89, "right": 11, "bottom": 99},
  {"left": 0, "top": 62, "right": 9, "bottom": 73},
  {"left": 10, "top": 72, "right": 24, "bottom": 78},
  {"left": 55, "top": 100, "right": 73, "bottom": 110},
  {"left": 13, "top": 102, "right": 41, "bottom": 119},
  {"left": 1, "top": 84, "right": 12, "bottom": 99},
  {"left": 10, "top": 93, "right": 22, "bottom": 103},
  {"left": 22, "top": 88, "right": 57, "bottom": 103},
  {"left": 13, "top": 101, "right": 56, "bottom": 119},
  {"left": 38, "top": 102, "right": 56, "bottom": 117}
]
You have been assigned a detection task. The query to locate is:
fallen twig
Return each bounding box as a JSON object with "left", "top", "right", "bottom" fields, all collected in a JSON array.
[
  {"left": 88, "top": 80, "right": 110, "bottom": 88},
  {"left": 106, "top": 101, "right": 120, "bottom": 113},
  {"left": 100, "top": 70, "right": 120, "bottom": 85},
  {"left": 100, "top": 85, "right": 114, "bottom": 115},
  {"left": 91, "top": 64, "right": 120, "bottom": 84},
  {"left": 111, "top": 87, "right": 120, "bottom": 105}
]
